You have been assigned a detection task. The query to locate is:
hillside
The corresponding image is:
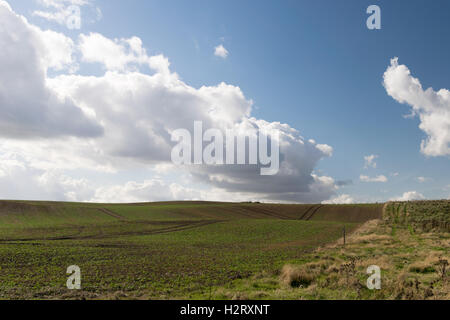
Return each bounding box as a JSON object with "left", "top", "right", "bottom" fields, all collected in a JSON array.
[
  {"left": 0, "top": 201, "right": 383, "bottom": 242},
  {"left": 0, "top": 200, "right": 383, "bottom": 225},
  {"left": 209, "top": 200, "right": 449, "bottom": 300},
  {"left": 5, "top": 200, "right": 448, "bottom": 300}
]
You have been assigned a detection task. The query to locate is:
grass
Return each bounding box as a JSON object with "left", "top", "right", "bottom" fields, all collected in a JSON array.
[
  {"left": 205, "top": 202, "right": 449, "bottom": 300},
  {"left": 2, "top": 200, "right": 447, "bottom": 300},
  {"left": 0, "top": 201, "right": 376, "bottom": 299},
  {"left": 0, "top": 219, "right": 356, "bottom": 299}
]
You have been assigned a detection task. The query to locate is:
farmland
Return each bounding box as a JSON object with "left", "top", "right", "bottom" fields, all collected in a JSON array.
[
  {"left": 210, "top": 201, "right": 449, "bottom": 300},
  {"left": 0, "top": 201, "right": 382, "bottom": 299},
  {"left": 0, "top": 200, "right": 448, "bottom": 300}
]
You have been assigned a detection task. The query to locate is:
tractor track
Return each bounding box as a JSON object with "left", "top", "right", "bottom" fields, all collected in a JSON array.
[
  {"left": 298, "top": 205, "right": 324, "bottom": 221},
  {"left": 0, "top": 220, "right": 224, "bottom": 243},
  {"left": 97, "top": 208, "right": 127, "bottom": 221},
  {"left": 299, "top": 205, "right": 317, "bottom": 220},
  {"left": 305, "top": 205, "right": 324, "bottom": 220},
  {"left": 241, "top": 206, "right": 291, "bottom": 220}
]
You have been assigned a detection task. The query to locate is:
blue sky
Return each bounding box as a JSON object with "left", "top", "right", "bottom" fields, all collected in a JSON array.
[{"left": 1, "top": 0, "right": 449, "bottom": 203}]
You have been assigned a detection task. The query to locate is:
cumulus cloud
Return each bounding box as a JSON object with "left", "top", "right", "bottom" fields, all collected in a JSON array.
[
  {"left": 79, "top": 33, "right": 161, "bottom": 72},
  {"left": 383, "top": 57, "right": 450, "bottom": 157},
  {"left": 0, "top": 1, "right": 103, "bottom": 138},
  {"left": 0, "top": 1, "right": 338, "bottom": 204},
  {"left": 214, "top": 44, "right": 229, "bottom": 59},
  {"left": 360, "top": 175, "right": 388, "bottom": 183},
  {"left": 0, "top": 150, "right": 95, "bottom": 201},
  {"left": 315, "top": 143, "right": 333, "bottom": 157},
  {"left": 35, "top": 28, "right": 77, "bottom": 71},
  {"left": 322, "top": 194, "right": 355, "bottom": 204},
  {"left": 50, "top": 70, "right": 335, "bottom": 202},
  {"left": 91, "top": 178, "right": 276, "bottom": 204},
  {"left": 390, "top": 191, "right": 425, "bottom": 201},
  {"left": 364, "top": 154, "right": 378, "bottom": 169},
  {"left": 92, "top": 180, "right": 202, "bottom": 203}
]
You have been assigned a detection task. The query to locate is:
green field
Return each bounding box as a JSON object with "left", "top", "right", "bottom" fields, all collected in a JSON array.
[
  {"left": 212, "top": 201, "right": 449, "bottom": 300},
  {"left": 0, "top": 201, "right": 383, "bottom": 299}
]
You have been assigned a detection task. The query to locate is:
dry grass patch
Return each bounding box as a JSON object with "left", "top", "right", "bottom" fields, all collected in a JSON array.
[
  {"left": 280, "top": 265, "right": 316, "bottom": 288},
  {"left": 361, "top": 255, "right": 392, "bottom": 271},
  {"left": 323, "top": 219, "right": 382, "bottom": 249},
  {"left": 350, "top": 233, "right": 391, "bottom": 244}
]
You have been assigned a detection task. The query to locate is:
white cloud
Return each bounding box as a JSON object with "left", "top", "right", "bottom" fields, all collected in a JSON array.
[
  {"left": 0, "top": 1, "right": 338, "bottom": 204},
  {"left": 214, "top": 44, "right": 229, "bottom": 59},
  {"left": 316, "top": 144, "right": 333, "bottom": 157},
  {"left": 364, "top": 154, "right": 378, "bottom": 169},
  {"left": 33, "top": 0, "right": 101, "bottom": 27},
  {"left": 37, "top": 0, "right": 91, "bottom": 8},
  {"left": 78, "top": 33, "right": 159, "bottom": 72},
  {"left": 417, "top": 176, "right": 430, "bottom": 183},
  {"left": 322, "top": 194, "right": 355, "bottom": 204},
  {"left": 38, "top": 171, "right": 94, "bottom": 201},
  {"left": 390, "top": 191, "right": 425, "bottom": 201},
  {"left": 91, "top": 178, "right": 275, "bottom": 204},
  {"left": 33, "top": 9, "right": 70, "bottom": 26},
  {"left": 92, "top": 180, "right": 201, "bottom": 203},
  {"left": 360, "top": 175, "right": 388, "bottom": 183},
  {"left": 383, "top": 57, "right": 450, "bottom": 157},
  {"left": 34, "top": 28, "right": 77, "bottom": 71},
  {"left": 0, "top": 151, "right": 95, "bottom": 201},
  {"left": 0, "top": 1, "right": 102, "bottom": 138}
]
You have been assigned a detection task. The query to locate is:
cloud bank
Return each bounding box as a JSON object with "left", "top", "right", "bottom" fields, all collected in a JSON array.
[
  {"left": 322, "top": 194, "right": 355, "bottom": 204},
  {"left": 390, "top": 191, "right": 425, "bottom": 201},
  {"left": 0, "top": 1, "right": 338, "bottom": 203}
]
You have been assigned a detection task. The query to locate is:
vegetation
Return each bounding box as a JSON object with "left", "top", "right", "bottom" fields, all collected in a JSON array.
[
  {"left": 0, "top": 200, "right": 380, "bottom": 299},
  {"left": 0, "top": 200, "right": 447, "bottom": 300},
  {"left": 385, "top": 201, "right": 450, "bottom": 232},
  {"left": 207, "top": 201, "right": 449, "bottom": 300}
]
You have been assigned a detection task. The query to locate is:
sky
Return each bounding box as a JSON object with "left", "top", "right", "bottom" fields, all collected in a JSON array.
[{"left": 0, "top": 0, "right": 449, "bottom": 203}]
